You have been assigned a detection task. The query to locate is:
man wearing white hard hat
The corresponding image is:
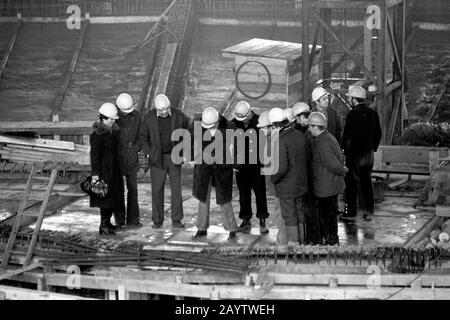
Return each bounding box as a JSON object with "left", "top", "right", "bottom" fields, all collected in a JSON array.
[
  {"left": 269, "top": 108, "right": 309, "bottom": 244},
  {"left": 341, "top": 85, "right": 382, "bottom": 222},
  {"left": 231, "top": 101, "right": 269, "bottom": 234},
  {"left": 139, "top": 93, "right": 191, "bottom": 229},
  {"left": 191, "top": 107, "right": 239, "bottom": 241},
  {"left": 90, "top": 103, "right": 125, "bottom": 235},
  {"left": 291, "top": 102, "right": 311, "bottom": 134},
  {"left": 308, "top": 112, "right": 347, "bottom": 245},
  {"left": 115, "top": 93, "right": 142, "bottom": 229},
  {"left": 311, "top": 87, "right": 342, "bottom": 145}
]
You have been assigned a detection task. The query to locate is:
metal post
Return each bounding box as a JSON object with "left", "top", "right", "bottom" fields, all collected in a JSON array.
[{"left": 302, "top": 0, "right": 311, "bottom": 102}]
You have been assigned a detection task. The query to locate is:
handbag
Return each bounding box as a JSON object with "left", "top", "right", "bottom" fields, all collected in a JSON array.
[{"left": 80, "top": 176, "right": 108, "bottom": 198}]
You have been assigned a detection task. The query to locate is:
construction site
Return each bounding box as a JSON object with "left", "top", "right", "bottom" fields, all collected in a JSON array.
[{"left": 0, "top": 0, "right": 450, "bottom": 301}]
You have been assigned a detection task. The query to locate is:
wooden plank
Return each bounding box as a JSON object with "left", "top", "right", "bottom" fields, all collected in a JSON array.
[
  {"left": 24, "top": 169, "right": 59, "bottom": 266},
  {"left": 237, "top": 73, "right": 287, "bottom": 85},
  {"left": 0, "top": 285, "right": 94, "bottom": 300},
  {"left": 236, "top": 91, "right": 287, "bottom": 101},
  {"left": 51, "top": 21, "right": 89, "bottom": 122},
  {"left": 1, "top": 165, "right": 37, "bottom": 267},
  {"left": 153, "top": 43, "right": 177, "bottom": 102},
  {"left": 0, "top": 135, "right": 75, "bottom": 151},
  {"left": 381, "top": 146, "right": 436, "bottom": 164},
  {"left": 0, "top": 18, "right": 22, "bottom": 80},
  {"left": 0, "top": 263, "right": 43, "bottom": 281},
  {"left": 235, "top": 55, "right": 287, "bottom": 71},
  {"left": 0, "top": 121, "right": 93, "bottom": 135}
]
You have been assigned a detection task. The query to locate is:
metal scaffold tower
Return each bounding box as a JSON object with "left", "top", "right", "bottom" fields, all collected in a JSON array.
[{"left": 301, "top": 0, "right": 406, "bottom": 144}]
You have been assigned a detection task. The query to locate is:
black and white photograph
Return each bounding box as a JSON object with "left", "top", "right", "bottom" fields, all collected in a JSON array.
[{"left": 0, "top": 0, "right": 449, "bottom": 307}]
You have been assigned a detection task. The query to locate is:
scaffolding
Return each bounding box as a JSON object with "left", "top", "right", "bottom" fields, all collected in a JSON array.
[{"left": 301, "top": 0, "right": 406, "bottom": 144}]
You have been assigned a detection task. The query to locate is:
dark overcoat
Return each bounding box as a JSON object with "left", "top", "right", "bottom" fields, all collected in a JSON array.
[
  {"left": 192, "top": 115, "right": 235, "bottom": 205},
  {"left": 89, "top": 121, "right": 125, "bottom": 209},
  {"left": 139, "top": 107, "right": 191, "bottom": 169},
  {"left": 310, "top": 130, "right": 347, "bottom": 198},
  {"left": 116, "top": 109, "right": 141, "bottom": 175},
  {"left": 270, "top": 126, "right": 308, "bottom": 199},
  {"left": 342, "top": 102, "right": 382, "bottom": 160}
]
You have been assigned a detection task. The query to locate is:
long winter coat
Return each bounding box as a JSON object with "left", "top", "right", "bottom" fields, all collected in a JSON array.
[
  {"left": 192, "top": 115, "right": 235, "bottom": 205},
  {"left": 310, "top": 130, "right": 347, "bottom": 198},
  {"left": 139, "top": 107, "right": 191, "bottom": 169},
  {"left": 116, "top": 109, "right": 141, "bottom": 175},
  {"left": 89, "top": 121, "right": 125, "bottom": 209},
  {"left": 270, "top": 126, "right": 308, "bottom": 199},
  {"left": 342, "top": 102, "right": 382, "bottom": 160}
]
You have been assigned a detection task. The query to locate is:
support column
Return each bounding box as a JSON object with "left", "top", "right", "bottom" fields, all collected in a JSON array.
[{"left": 301, "top": 0, "right": 311, "bottom": 102}]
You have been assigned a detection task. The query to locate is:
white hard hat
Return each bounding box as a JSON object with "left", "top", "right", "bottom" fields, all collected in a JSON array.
[
  {"left": 308, "top": 111, "right": 327, "bottom": 126},
  {"left": 116, "top": 93, "right": 134, "bottom": 113},
  {"left": 268, "top": 108, "right": 287, "bottom": 123},
  {"left": 154, "top": 94, "right": 170, "bottom": 110},
  {"left": 284, "top": 108, "right": 295, "bottom": 123},
  {"left": 291, "top": 102, "right": 310, "bottom": 117},
  {"left": 99, "top": 103, "right": 119, "bottom": 120},
  {"left": 234, "top": 101, "right": 251, "bottom": 121},
  {"left": 346, "top": 85, "right": 367, "bottom": 99},
  {"left": 201, "top": 107, "right": 219, "bottom": 129},
  {"left": 311, "top": 87, "right": 329, "bottom": 102},
  {"left": 257, "top": 111, "right": 270, "bottom": 128}
]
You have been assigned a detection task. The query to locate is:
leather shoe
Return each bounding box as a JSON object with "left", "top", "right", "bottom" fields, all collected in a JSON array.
[
  {"left": 172, "top": 221, "right": 185, "bottom": 229},
  {"left": 259, "top": 218, "right": 269, "bottom": 234},
  {"left": 192, "top": 230, "right": 207, "bottom": 239},
  {"left": 127, "top": 222, "right": 143, "bottom": 229},
  {"left": 237, "top": 219, "right": 251, "bottom": 232},
  {"left": 152, "top": 223, "right": 163, "bottom": 229},
  {"left": 228, "top": 231, "right": 237, "bottom": 240},
  {"left": 363, "top": 214, "right": 373, "bottom": 221}
]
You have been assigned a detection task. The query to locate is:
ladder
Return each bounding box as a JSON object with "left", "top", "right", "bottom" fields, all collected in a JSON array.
[{"left": 1, "top": 164, "right": 59, "bottom": 267}]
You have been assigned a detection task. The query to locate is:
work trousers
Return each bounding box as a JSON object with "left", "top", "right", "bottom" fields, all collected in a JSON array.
[
  {"left": 344, "top": 152, "right": 375, "bottom": 216},
  {"left": 304, "top": 193, "right": 321, "bottom": 244},
  {"left": 279, "top": 196, "right": 304, "bottom": 226},
  {"left": 236, "top": 166, "right": 269, "bottom": 220},
  {"left": 197, "top": 177, "right": 237, "bottom": 232},
  {"left": 317, "top": 195, "right": 339, "bottom": 245},
  {"left": 123, "top": 171, "right": 140, "bottom": 225},
  {"left": 150, "top": 154, "right": 183, "bottom": 225}
]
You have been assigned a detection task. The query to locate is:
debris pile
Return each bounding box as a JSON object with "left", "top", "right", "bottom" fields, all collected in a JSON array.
[
  {"left": 414, "top": 219, "right": 450, "bottom": 250},
  {"left": 402, "top": 122, "right": 450, "bottom": 147}
]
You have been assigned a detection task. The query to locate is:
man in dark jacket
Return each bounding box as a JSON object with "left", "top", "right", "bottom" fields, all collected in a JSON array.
[
  {"left": 116, "top": 93, "right": 142, "bottom": 228},
  {"left": 341, "top": 86, "right": 382, "bottom": 221},
  {"left": 231, "top": 101, "right": 269, "bottom": 234},
  {"left": 308, "top": 112, "right": 347, "bottom": 245},
  {"left": 269, "top": 108, "right": 308, "bottom": 244},
  {"left": 191, "top": 107, "right": 238, "bottom": 241},
  {"left": 90, "top": 103, "right": 125, "bottom": 235},
  {"left": 139, "top": 94, "right": 191, "bottom": 229},
  {"left": 311, "top": 87, "right": 342, "bottom": 145}
]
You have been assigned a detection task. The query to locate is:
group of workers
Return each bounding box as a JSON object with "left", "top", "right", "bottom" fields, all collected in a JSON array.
[{"left": 89, "top": 84, "right": 382, "bottom": 245}]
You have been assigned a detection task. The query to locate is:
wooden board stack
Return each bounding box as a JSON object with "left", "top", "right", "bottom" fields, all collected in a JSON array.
[{"left": 0, "top": 135, "right": 90, "bottom": 165}]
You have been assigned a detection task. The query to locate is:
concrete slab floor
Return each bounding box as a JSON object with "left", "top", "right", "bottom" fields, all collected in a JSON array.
[{"left": 2, "top": 179, "right": 430, "bottom": 248}]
